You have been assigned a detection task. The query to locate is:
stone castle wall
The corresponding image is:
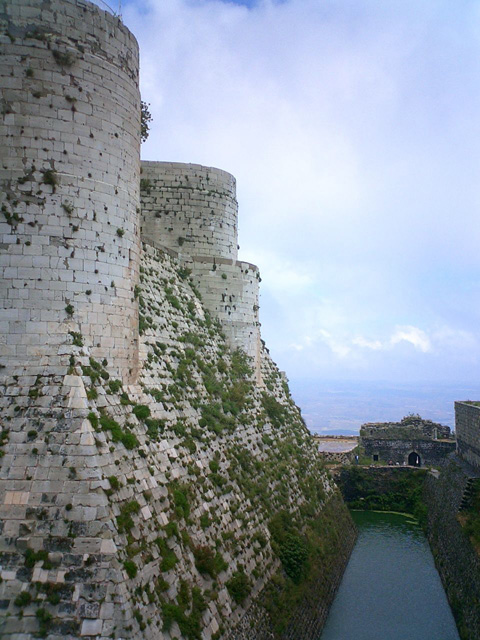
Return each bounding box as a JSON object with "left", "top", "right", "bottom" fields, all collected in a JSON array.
[
  {"left": 455, "top": 402, "right": 480, "bottom": 470},
  {"left": 362, "top": 438, "right": 456, "bottom": 466},
  {"left": 0, "top": 4, "right": 356, "bottom": 639},
  {"left": 140, "top": 161, "right": 238, "bottom": 260},
  {"left": 187, "top": 256, "right": 262, "bottom": 383},
  {"left": 140, "top": 161, "right": 262, "bottom": 379},
  {"left": 423, "top": 462, "right": 480, "bottom": 639},
  {"left": 0, "top": 0, "right": 141, "bottom": 382}
]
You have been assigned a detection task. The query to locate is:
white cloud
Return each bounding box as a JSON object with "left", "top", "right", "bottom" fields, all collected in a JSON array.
[
  {"left": 352, "top": 336, "right": 383, "bottom": 350},
  {"left": 249, "top": 250, "right": 314, "bottom": 296},
  {"left": 317, "top": 329, "right": 352, "bottom": 359},
  {"left": 390, "top": 326, "right": 431, "bottom": 353},
  {"left": 124, "top": 0, "right": 480, "bottom": 383}
]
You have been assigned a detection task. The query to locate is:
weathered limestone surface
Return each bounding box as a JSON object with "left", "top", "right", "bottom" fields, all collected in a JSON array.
[
  {"left": 140, "top": 162, "right": 238, "bottom": 261},
  {"left": 0, "top": 240, "right": 351, "bottom": 640},
  {"left": 362, "top": 438, "right": 456, "bottom": 466},
  {"left": 0, "top": 0, "right": 141, "bottom": 382},
  {"left": 140, "top": 162, "right": 262, "bottom": 382},
  {"left": 455, "top": 402, "right": 480, "bottom": 470},
  {"left": 360, "top": 415, "right": 455, "bottom": 466},
  {"left": 0, "top": 2, "right": 355, "bottom": 639},
  {"left": 424, "top": 462, "right": 480, "bottom": 639}
]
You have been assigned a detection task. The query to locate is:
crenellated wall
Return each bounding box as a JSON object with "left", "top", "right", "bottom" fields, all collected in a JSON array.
[
  {"left": 0, "top": 0, "right": 141, "bottom": 382},
  {"left": 140, "top": 161, "right": 262, "bottom": 380}
]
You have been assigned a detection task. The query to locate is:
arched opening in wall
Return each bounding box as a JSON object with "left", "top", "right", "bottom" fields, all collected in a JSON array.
[{"left": 408, "top": 451, "right": 421, "bottom": 467}]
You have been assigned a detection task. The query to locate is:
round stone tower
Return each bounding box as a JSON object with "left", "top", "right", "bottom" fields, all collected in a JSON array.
[
  {"left": 140, "top": 160, "right": 263, "bottom": 383},
  {"left": 140, "top": 161, "right": 239, "bottom": 260},
  {"left": 0, "top": 0, "right": 141, "bottom": 382}
]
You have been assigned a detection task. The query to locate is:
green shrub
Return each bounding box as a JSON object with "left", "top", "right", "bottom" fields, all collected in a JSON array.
[
  {"left": 155, "top": 537, "right": 178, "bottom": 571},
  {"left": 123, "top": 560, "right": 137, "bottom": 578},
  {"left": 209, "top": 460, "right": 219, "bottom": 473},
  {"left": 226, "top": 570, "right": 251, "bottom": 604},
  {"left": 278, "top": 533, "right": 308, "bottom": 584},
  {"left": 25, "top": 548, "right": 50, "bottom": 569},
  {"left": 117, "top": 501, "right": 140, "bottom": 533},
  {"left": 121, "top": 431, "right": 138, "bottom": 450},
  {"left": 132, "top": 404, "right": 151, "bottom": 420},
  {"left": 145, "top": 417, "right": 164, "bottom": 440},
  {"left": 261, "top": 393, "right": 286, "bottom": 428},
  {"left": 164, "top": 521, "right": 179, "bottom": 539},
  {"left": 99, "top": 414, "right": 138, "bottom": 450},
  {"left": 14, "top": 591, "right": 32, "bottom": 607},
  {"left": 171, "top": 485, "right": 190, "bottom": 518},
  {"left": 108, "top": 476, "right": 120, "bottom": 490},
  {"left": 36, "top": 607, "right": 53, "bottom": 637},
  {"left": 69, "top": 331, "right": 83, "bottom": 347},
  {"left": 42, "top": 168, "right": 58, "bottom": 192},
  {"left": 193, "top": 546, "right": 227, "bottom": 578},
  {"left": 87, "top": 412, "right": 98, "bottom": 429},
  {"left": 108, "top": 379, "right": 122, "bottom": 394}
]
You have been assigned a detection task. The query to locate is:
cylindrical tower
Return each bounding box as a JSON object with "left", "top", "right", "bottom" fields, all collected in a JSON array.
[
  {"left": 140, "top": 161, "right": 238, "bottom": 260},
  {"left": 0, "top": 0, "right": 140, "bottom": 382}
]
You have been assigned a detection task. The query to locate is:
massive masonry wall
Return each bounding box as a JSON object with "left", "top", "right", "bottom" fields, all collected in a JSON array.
[
  {"left": 362, "top": 438, "right": 456, "bottom": 466},
  {"left": 424, "top": 462, "right": 480, "bottom": 639},
  {"left": 0, "top": 0, "right": 141, "bottom": 382},
  {"left": 140, "top": 161, "right": 262, "bottom": 379},
  {"left": 455, "top": 402, "right": 480, "bottom": 470},
  {"left": 141, "top": 162, "right": 238, "bottom": 261},
  {"left": 187, "top": 256, "right": 262, "bottom": 384}
]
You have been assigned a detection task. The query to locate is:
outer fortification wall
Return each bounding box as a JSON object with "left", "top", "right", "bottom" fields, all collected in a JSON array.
[
  {"left": 0, "top": 0, "right": 141, "bottom": 381},
  {"left": 140, "top": 161, "right": 238, "bottom": 260},
  {"left": 188, "top": 255, "right": 262, "bottom": 383},
  {"left": 455, "top": 402, "right": 480, "bottom": 470},
  {"left": 140, "top": 161, "right": 262, "bottom": 380}
]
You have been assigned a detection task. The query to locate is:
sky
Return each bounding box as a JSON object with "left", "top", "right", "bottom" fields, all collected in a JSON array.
[{"left": 120, "top": 0, "right": 480, "bottom": 390}]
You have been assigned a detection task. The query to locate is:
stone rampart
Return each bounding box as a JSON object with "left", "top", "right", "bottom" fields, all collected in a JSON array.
[
  {"left": 0, "top": 4, "right": 355, "bottom": 639},
  {"left": 0, "top": 0, "right": 141, "bottom": 382},
  {"left": 187, "top": 256, "right": 262, "bottom": 383},
  {"left": 423, "top": 461, "right": 480, "bottom": 639},
  {"left": 362, "top": 438, "right": 456, "bottom": 466},
  {"left": 140, "top": 161, "right": 238, "bottom": 261},
  {"left": 140, "top": 161, "right": 262, "bottom": 380},
  {"left": 455, "top": 402, "right": 480, "bottom": 470}
]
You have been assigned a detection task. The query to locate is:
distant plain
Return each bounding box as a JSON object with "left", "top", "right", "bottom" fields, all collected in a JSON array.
[{"left": 289, "top": 380, "right": 480, "bottom": 435}]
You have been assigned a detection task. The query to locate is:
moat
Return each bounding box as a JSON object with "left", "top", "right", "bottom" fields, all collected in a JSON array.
[{"left": 320, "top": 511, "right": 460, "bottom": 640}]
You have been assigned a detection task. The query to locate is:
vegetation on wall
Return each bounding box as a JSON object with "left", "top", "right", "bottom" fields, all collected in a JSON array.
[
  {"left": 58, "top": 242, "right": 347, "bottom": 639},
  {"left": 461, "top": 479, "right": 480, "bottom": 550},
  {"left": 337, "top": 467, "right": 428, "bottom": 523}
]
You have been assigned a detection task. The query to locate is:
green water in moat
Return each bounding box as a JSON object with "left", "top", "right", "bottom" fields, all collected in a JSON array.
[{"left": 320, "top": 511, "right": 460, "bottom": 640}]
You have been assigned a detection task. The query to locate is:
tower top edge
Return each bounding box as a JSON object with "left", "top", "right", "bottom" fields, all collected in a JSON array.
[
  {"left": 6, "top": 0, "right": 139, "bottom": 49},
  {"left": 141, "top": 161, "right": 236, "bottom": 183}
]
